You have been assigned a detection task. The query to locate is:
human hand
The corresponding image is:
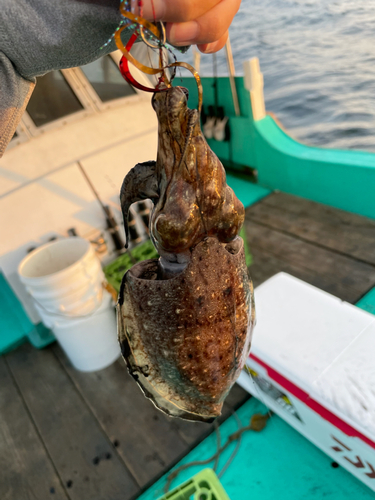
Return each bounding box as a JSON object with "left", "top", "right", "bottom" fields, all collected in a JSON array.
[{"left": 140, "top": 0, "right": 242, "bottom": 53}]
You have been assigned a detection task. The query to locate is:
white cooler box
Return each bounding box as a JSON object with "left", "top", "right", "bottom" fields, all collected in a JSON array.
[{"left": 237, "top": 273, "right": 375, "bottom": 492}]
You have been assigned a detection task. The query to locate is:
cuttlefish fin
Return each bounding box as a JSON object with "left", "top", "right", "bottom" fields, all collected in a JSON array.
[{"left": 120, "top": 160, "right": 158, "bottom": 248}]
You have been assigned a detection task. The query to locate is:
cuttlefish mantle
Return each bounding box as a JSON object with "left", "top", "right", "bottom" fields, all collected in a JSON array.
[{"left": 118, "top": 86, "right": 255, "bottom": 422}]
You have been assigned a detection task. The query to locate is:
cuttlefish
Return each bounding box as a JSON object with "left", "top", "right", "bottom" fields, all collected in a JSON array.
[{"left": 118, "top": 86, "right": 255, "bottom": 422}]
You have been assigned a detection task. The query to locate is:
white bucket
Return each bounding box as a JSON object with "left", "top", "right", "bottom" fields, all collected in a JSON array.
[
  {"left": 18, "top": 238, "right": 104, "bottom": 319},
  {"left": 50, "top": 291, "right": 120, "bottom": 372},
  {"left": 18, "top": 238, "right": 120, "bottom": 371}
]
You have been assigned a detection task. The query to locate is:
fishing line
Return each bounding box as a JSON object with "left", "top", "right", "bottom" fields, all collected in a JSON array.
[
  {"left": 193, "top": 146, "right": 209, "bottom": 237},
  {"left": 213, "top": 421, "right": 221, "bottom": 472},
  {"left": 146, "top": 45, "right": 154, "bottom": 72},
  {"left": 217, "top": 411, "right": 242, "bottom": 478},
  {"left": 213, "top": 52, "right": 219, "bottom": 116}
]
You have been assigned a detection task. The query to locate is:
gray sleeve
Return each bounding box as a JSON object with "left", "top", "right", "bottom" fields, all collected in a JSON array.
[
  {"left": 0, "top": 52, "right": 35, "bottom": 155},
  {"left": 0, "top": 0, "right": 133, "bottom": 157}
]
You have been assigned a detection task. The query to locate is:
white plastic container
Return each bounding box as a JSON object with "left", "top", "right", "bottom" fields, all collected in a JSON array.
[
  {"left": 237, "top": 273, "right": 375, "bottom": 492},
  {"left": 18, "top": 238, "right": 104, "bottom": 319},
  {"left": 18, "top": 238, "right": 120, "bottom": 371},
  {"left": 50, "top": 290, "right": 119, "bottom": 372}
]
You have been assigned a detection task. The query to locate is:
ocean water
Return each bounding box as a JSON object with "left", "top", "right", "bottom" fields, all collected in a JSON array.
[{"left": 180, "top": 0, "right": 375, "bottom": 152}]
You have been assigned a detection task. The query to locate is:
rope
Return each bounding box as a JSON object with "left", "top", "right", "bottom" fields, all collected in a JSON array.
[{"left": 164, "top": 411, "right": 271, "bottom": 493}]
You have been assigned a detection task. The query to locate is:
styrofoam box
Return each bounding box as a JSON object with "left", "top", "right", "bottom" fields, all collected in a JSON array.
[{"left": 237, "top": 273, "right": 375, "bottom": 492}]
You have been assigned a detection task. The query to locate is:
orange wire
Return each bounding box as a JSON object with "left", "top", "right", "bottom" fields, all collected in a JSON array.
[{"left": 115, "top": 5, "right": 203, "bottom": 112}]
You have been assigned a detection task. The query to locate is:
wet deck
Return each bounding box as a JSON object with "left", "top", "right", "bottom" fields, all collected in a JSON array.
[{"left": 2, "top": 191, "right": 375, "bottom": 500}]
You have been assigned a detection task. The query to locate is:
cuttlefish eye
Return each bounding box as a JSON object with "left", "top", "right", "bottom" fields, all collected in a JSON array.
[
  {"left": 180, "top": 87, "right": 189, "bottom": 101},
  {"left": 151, "top": 90, "right": 166, "bottom": 111}
]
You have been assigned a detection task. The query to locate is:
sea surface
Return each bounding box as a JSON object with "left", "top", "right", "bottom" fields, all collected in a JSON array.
[{"left": 180, "top": 0, "right": 375, "bottom": 152}]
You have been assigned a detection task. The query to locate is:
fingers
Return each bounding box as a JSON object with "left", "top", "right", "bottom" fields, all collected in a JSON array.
[
  {"left": 197, "top": 31, "right": 229, "bottom": 54},
  {"left": 142, "top": 0, "right": 220, "bottom": 23},
  {"left": 141, "top": 0, "right": 241, "bottom": 51},
  {"left": 167, "top": 0, "right": 240, "bottom": 47}
]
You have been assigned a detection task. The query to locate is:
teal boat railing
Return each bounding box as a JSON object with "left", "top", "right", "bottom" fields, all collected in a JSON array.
[{"left": 180, "top": 62, "right": 375, "bottom": 221}]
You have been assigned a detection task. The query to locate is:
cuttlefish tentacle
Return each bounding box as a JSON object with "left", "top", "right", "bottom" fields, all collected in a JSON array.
[
  {"left": 120, "top": 160, "right": 158, "bottom": 248},
  {"left": 118, "top": 86, "right": 255, "bottom": 422}
]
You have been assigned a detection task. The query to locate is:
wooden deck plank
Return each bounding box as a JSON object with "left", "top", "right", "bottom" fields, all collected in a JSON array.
[
  {"left": 3, "top": 192, "right": 374, "bottom": 500},
  {"left": 248, "top": 243, "right": 349, "bottom": 295},
  {"left": 248, "top": 244, "right": 318, "bottom": 289},
  {"left": 53, "top": 346, "right": 190, "bottom": 488},
  {"left": 249, "top": 192, "right": 375, "bottom": 265},
  {"left": 5, "top": 344, "right": 138, "bottom": 500},
  {"left": 244, "top": 220, "right": 375, "bottom": 303},
  {"left": 0, "top": 356, "right": 68, "bottom": 500},
  {"left": 54, "top": 345, "right": 251, "bottom": 486}
]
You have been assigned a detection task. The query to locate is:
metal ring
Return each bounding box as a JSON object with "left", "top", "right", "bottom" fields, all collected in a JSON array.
[
  {"left": 116, "top": 9, "right": 203, "bottom": 114},
  {"left": 115, "top": 26, "right": 164, "bottom": 75},
  {"left": 167, "top": 62, "right": 203, "bottom": 114},
  {"left": 140, "top": 21, "right": 166, "bottom": 49}
]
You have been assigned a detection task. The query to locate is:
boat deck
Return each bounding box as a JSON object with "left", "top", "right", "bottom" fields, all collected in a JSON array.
[{"left": 2, "top": 191, "right": 375, "bottom": 500}]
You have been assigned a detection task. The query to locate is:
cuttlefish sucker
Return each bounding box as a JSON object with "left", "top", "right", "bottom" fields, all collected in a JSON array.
[{"left": 118, "top": 86, "right": 255, "bottom": 422}]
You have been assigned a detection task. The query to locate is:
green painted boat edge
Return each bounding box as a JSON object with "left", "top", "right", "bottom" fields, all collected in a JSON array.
[
  {"left": 27, "top": 322, "right": 55, "bottom": 349},
  {"left": 226, "top": 172, "right": 270, "bottom": 209},
  {"left": 0, "top": 271, "right": 55, "bottom": 354},
  {"left": 181, "top": 76, "right": 375, "bottom": 221},
  {"left": 254, "top": 116, "right": 375, "bottom": 219},
  {"left": 356, "top": 288, "right": 375, "bottom": 315},
  {"left": 0, "top": 271, "right": 30, "bottom": 354},
  {"left": 138, "top": 398, "right": 374, "bottom": 500}
]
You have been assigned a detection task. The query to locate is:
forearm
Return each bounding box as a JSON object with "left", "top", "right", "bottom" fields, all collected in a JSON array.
[
  {"left": 0, "top": 52, "right": 34, "bottom": 156},
  {"left": 0, "top": 0, "right": 241, "bottom": 156},
  {"left": 0, "top": 0, "right": 129, "bottom": 156}
]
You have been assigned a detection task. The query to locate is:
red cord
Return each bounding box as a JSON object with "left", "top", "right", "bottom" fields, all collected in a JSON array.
[
  {"left": 119, "top": 33, "right": 169, "bottom": 93},
  {"left": 151, "top": 0, "right": 156, "bottom": 22}
]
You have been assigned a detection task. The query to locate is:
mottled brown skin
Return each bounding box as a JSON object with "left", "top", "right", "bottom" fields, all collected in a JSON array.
[
  {"left": 118, "top": 86, "right": 254, "bottom": 422},
  {"left": 120, "top": 86, "right": 245, "bottom": 257},
  {"left": 118, "top": 237, "right": 254, "bottom": 421}
]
